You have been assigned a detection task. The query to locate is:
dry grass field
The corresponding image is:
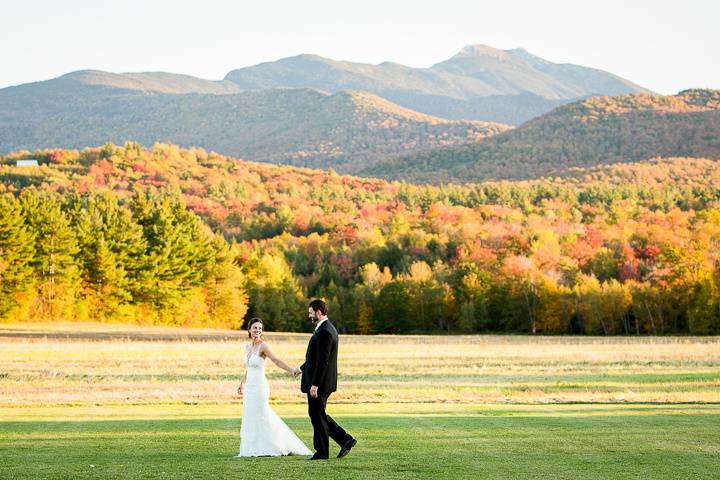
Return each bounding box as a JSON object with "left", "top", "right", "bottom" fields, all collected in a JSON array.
[{"left": 1, "top": 322, "right": 719, "bottom": 407}]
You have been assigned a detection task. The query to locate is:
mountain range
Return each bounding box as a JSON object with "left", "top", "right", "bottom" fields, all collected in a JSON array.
[
  {"left": 0, "top": 70, "right": 508, "bottom": 172},
  {"left": 0, "top": 44, "right": 653, "bottom": 171},
  {"left": 226, "top": 44, "right": 651, "bottom": 124},
  {"left": 5, "top": 45, "right": 715, "bottom": 184}
]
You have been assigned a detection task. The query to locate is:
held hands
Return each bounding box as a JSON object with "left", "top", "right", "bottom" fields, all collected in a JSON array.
[{"left": 291, "top": 367, "right": 301, "bottom": 377}]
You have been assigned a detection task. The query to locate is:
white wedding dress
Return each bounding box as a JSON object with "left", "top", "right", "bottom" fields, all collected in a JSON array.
[{"left": 236, "top": 349, "right": 312, "bottom": 457}]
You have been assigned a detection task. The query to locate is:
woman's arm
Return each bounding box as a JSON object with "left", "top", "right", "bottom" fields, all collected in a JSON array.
[
  {"left": 260, "top": 343, "right": 295, "bottom": 374},
  {"left": 237, "top": 371, "right": 247, "bottom": 395},
  {"left": 238, "top": 343, "right": 249, "bottom": 395}
]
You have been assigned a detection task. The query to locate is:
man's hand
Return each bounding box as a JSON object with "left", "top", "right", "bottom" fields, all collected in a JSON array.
[
  {"left": 291, "top": 367, "right": 301, "bottom": 377},
  {"left": 310, "top": 385, "right": 319, "bottom": 398}
]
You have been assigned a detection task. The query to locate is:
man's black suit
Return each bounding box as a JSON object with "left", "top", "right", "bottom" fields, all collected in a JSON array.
[{"left": 300, "top": 319, "right": 352, "bottom": 458}]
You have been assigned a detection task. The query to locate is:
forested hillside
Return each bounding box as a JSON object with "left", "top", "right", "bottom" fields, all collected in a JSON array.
[
  {"left": 365, "top": 89, "right": 720, "bottom": 182},
  {"left": 1, "top": 143, "right": 719, "bottom": 334}
]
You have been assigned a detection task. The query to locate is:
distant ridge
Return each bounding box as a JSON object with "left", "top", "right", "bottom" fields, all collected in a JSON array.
[
  {"left": 0, "top": 72, "right": 509, "bottom": 172},
  {"left": 225, "top": 44, "right": 652, "bottom": 124},
  {"left": 57, "top": 70, "right": 243, "bottom": 94},
  {"left": 362, "top": 89, "right": 720, "bottom": 183},
  {"left": 0, "top": 44, "right": 658, "bottom": 173}
]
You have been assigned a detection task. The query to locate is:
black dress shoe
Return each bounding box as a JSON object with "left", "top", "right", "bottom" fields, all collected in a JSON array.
[
  {"left": 307, "top": 454, "right": 328, "bottom": 460},
  {"left": 337, "top": 437, "right": 357, "bottom": 458}
]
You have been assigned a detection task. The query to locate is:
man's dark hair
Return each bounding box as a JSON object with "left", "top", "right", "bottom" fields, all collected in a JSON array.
[{"left": 308, "top": 299, "right": 327, "bottom": 316}]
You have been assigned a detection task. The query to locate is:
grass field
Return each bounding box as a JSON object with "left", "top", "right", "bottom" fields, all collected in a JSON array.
[{"left": 1, "top": 323, "right": 719, "bottom": 479}]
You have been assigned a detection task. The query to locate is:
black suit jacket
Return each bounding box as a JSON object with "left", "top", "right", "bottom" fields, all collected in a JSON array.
[{"left": 300, "top": 320, "right": 338, "bottom": 395}]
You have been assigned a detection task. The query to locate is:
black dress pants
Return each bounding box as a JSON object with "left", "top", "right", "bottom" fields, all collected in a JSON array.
[{"left": 307, "top": 392, "right": 351, "bottom": 458}]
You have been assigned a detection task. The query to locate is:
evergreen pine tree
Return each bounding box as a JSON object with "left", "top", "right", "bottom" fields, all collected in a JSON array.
[
  {"left": 0, "top": 197, "right": 36, "bottom": 318},
  {"left": 20, "top": 190, "right": 80, "bottom": 319}
]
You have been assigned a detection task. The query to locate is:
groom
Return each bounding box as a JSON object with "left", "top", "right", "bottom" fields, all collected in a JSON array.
[{"left": 296, "top": 299, "right": 357, "bottom": 460}]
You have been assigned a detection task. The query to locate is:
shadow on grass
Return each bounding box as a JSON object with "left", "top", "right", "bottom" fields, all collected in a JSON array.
[{"left": 1, "top": 412, "right": 719, "bottom": 480}]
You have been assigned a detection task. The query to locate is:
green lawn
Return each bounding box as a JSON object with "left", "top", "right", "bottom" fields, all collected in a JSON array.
[
  {"left": 2, "top": 325, "right": 719, "bottom": 478},
  {"left": 1, "top": 403, "right": 718, "bottom": 479}
]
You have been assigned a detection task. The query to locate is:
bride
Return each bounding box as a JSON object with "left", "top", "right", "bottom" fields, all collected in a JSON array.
[{"left": 236, "top": 317, "right": 312, "bottom": 457}]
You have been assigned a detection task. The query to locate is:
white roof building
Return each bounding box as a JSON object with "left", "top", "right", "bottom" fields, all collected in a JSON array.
[{"left": 16, "top": 159, "right": 39, "bottom": 167}]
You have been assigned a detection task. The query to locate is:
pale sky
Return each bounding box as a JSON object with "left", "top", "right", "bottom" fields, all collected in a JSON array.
[{"left": 1, "top": 0, "right": 718, "bottom": 94}]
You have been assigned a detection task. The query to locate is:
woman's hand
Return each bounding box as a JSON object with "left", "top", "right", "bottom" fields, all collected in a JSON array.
[{"left": 237, "top": 383, "right": 244, "bottom": 396}]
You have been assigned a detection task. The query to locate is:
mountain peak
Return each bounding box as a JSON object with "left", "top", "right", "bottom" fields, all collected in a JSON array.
[
  {"left": 453, "top": 44, "right": 507, "bottom": 59},
  {"left": 506, "top": 47, "right": 529, "bottom": 55},
  {"left": 505, "top": 48, "right": 551, "bottom": 67},
  {"left": 452, "top": 45, "right": 546, "bottom": 65},
  {"left": 283, "top": 53, "right": 329, "bottom": 62}
]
